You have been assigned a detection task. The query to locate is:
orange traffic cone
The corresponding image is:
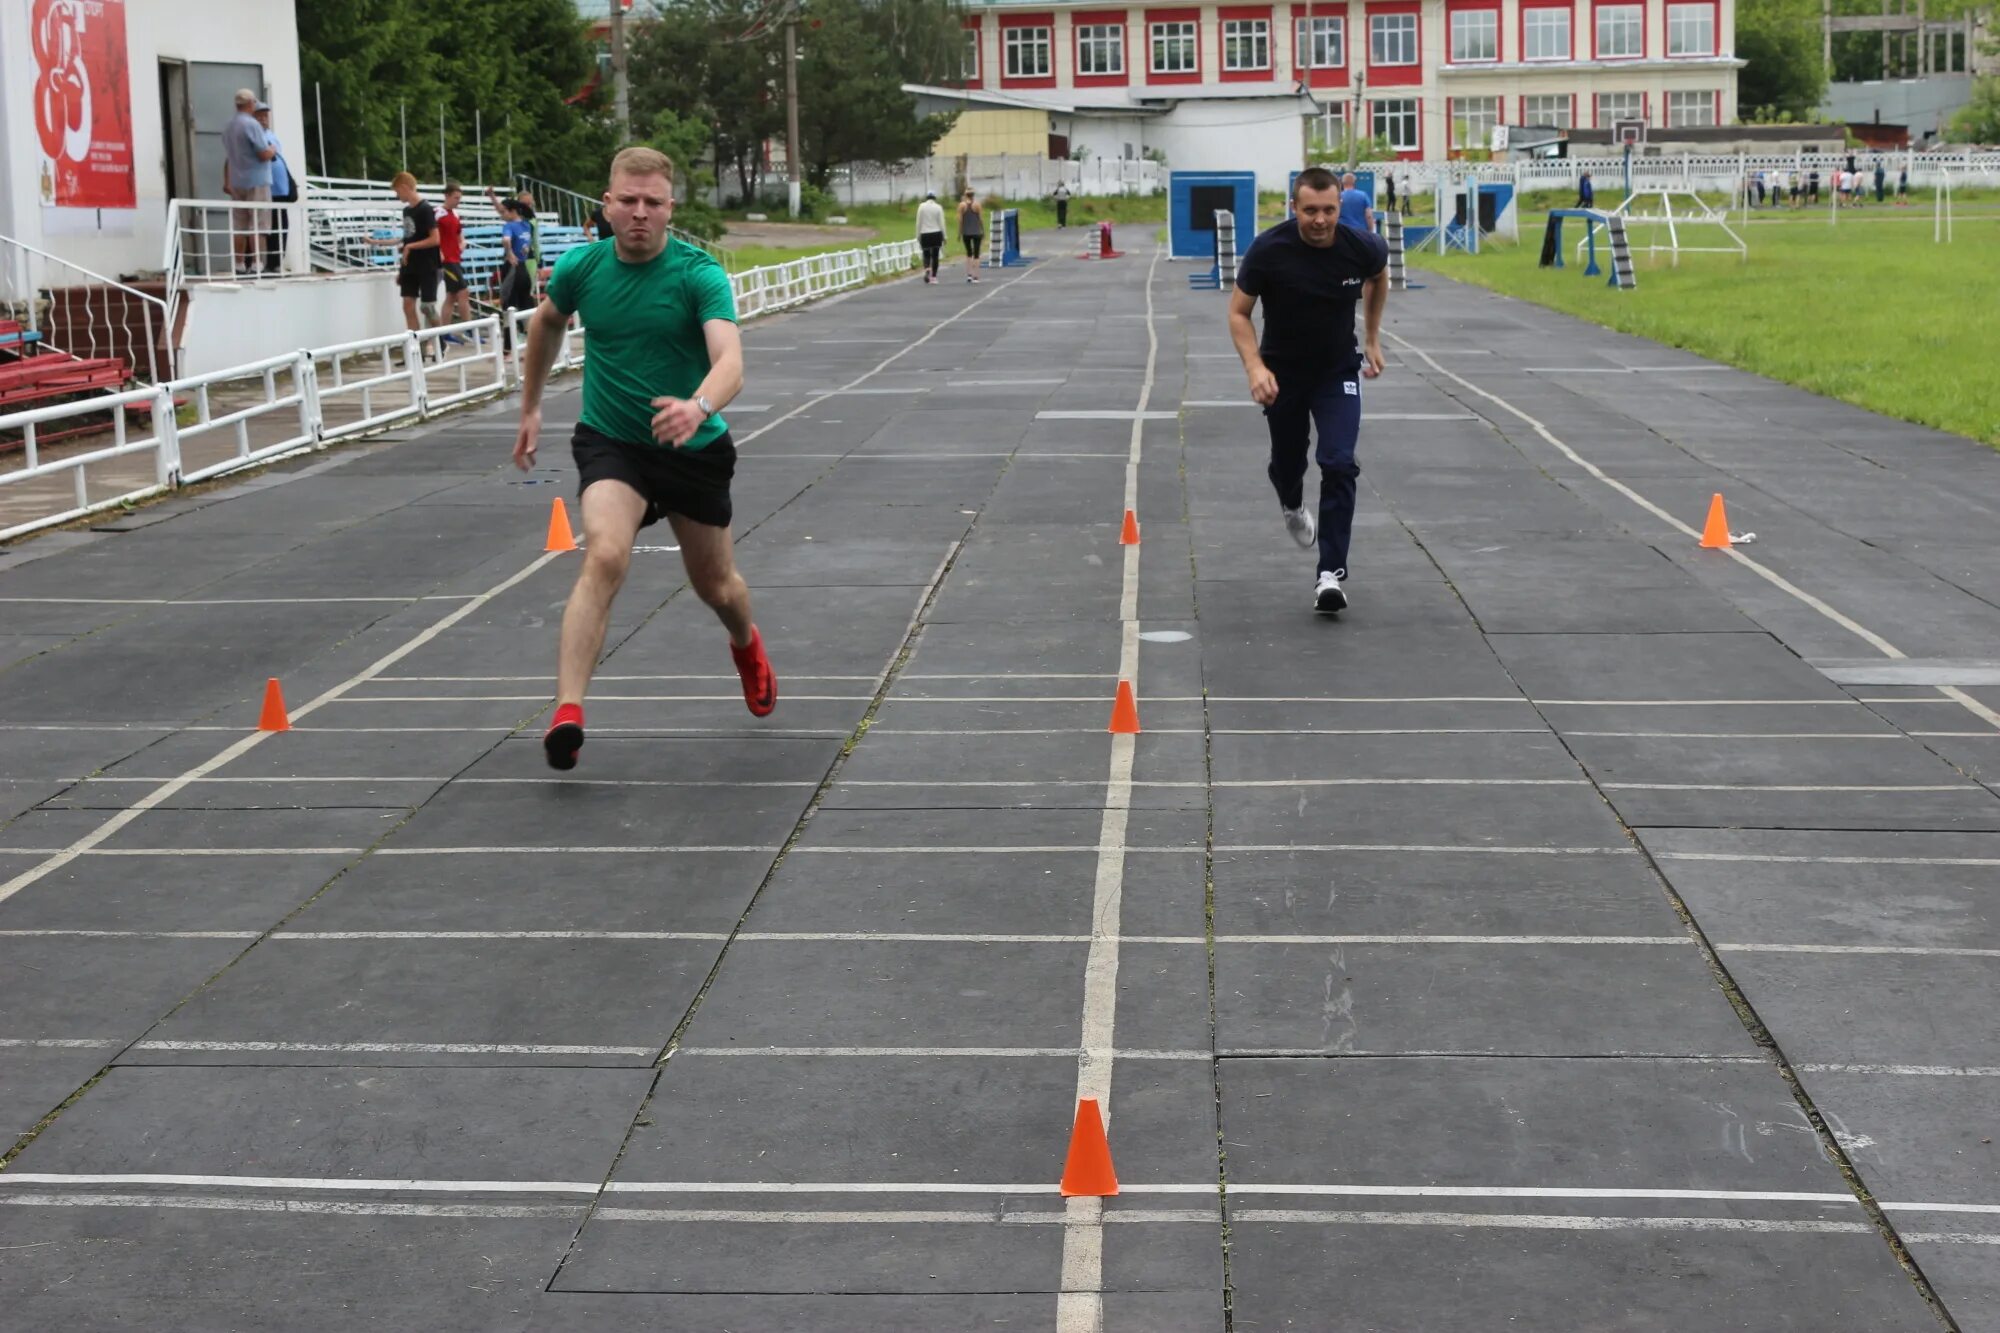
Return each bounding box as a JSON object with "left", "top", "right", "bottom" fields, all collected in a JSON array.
[
  {"left": 1698, "top": 493, "right": 1733, "bottom": 549},
  {"left": 1119, "top": 509, "right": 1140, "bottom": 545},
  {"left": 1108, "top": 680, "right": 1141, "bottom": 734},
  {"left": 545, "top": 497, "right": 578, "bottom": 552},
  {"left": 1060, "top": 1097, "right": 1119, "bottom": 1197},
  {"left": 258, "top": 678, "right": 290, "bottom": 732}
]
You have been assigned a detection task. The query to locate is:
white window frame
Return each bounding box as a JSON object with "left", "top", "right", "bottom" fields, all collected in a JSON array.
[
  {"left": 1449, "top": 8, "right": 1498, "bottom": 63},
  {"left": 1666, "top": 2, "right": 1714, "bottom": 56},
  {"left": 1373, "top": 97, "right": 1420, "bottom": 151},
  {"left": 1295, "top": 14, "right": 1345, "bottom": 68},
  {"left": 1452, "top": 95, "right": 1500, "bottom": 149},
  {"left": 1666, "top": 89, "right": 1717, "bottom": 126},
  {"left": 1223, "top": 18, "right": 1272, "bottom": 71},
  {"left": 1150, "top": 20, "right": 1199, "bottom": 73},
  {"left": 1004, "top": 25, "right": 1052, "bottom": 78},
  {"left": 1596, "top": 4, "right": 1642, "bottom": 58},
  {"left": 1077, "top": 22, "right": 1126, "bottom": 76},
  {"left": 963, "top": 27, "right": 982, "bottom": 80},
  {"left": 1370, "top": 12, "right": 1418, "bottom": 65},
  {"left": 1596, "top": 90, "right": 1644, "bottom": 125},
  {"left": 1523, "top": 92, "right": 1573, "bottom": 127},
  {"left": 1523, "top": 6, "right": 1570, "bottom": 60}
]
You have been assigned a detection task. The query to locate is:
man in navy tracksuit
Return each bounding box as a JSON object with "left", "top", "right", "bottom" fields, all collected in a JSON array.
[{"left": 1228, "top": 166, "right": 1390, "bottom": 615}]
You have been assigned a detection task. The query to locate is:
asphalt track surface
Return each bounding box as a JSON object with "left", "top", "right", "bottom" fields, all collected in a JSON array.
[{"left": 2, "top": 237, "right": 1999, "bottom": 1331}]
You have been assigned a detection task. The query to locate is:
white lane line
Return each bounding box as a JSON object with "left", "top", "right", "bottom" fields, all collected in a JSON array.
[
  {"left": 1216, "top": 844, "right": 1637, "bottom": 855},
  {"left": 0, "top": 549, "right": 563, "bottom": 910},
  {"left": 0, "top": 1174, "right": 601, "bottom": 1194},
  {"left": 0, "top": 1195, "right": 582, "bottom": 1219},
  {"left": 329, "top": 694, "right": 872, "bottom": 703},
  {"left": 125, "top": 1040, "right": 655, "bottom": 1055},
  {"left": 1229, "top": 1211, "right": 1873, "bottom": 1234},
  {"left": 1602, "top": 783, "right": 1971, "bottom": 793},
  {"left": 0, "top": 848, "right": 369, "bottom": 857},
  {"left": 1658, "top": 852, "right": 2000, "bottom": 867},
  {"left": 1206, "top": 695, "right": 1524, "bottom": 703},
  {"left": 1391, "top": 333, "right": 2000, "bottom": 737},
  {"left": 674, "top": 1046, "right": 1210, "bottom": 1059},
  {"left": 819, "top": 387, "right": 929, "bottom": 395},
  {"left": 0, "top": 1037, "right": 119, "bottom": 1048},
  {"left": 1718, "top": 943, "right": 2000, "bottom": 959},
  {"left": 1036, "top": 410, "right": 1177, "bottom": 421},
  {"left": 1561, "top": 732, "right": 1906, "bottom": 740},
  {"left": 948, "top": 378, "right": 1066, "bottom": 386},
  {"left": 376, "top": 673, "right": 878, "bottom": 682},
  {"left": 1060, "top": 246, "right": 1164, "bottom": 1333},
  {"left": 273, "top": 931, "right": 1095, "bottom": 944},
  {"left": 0, "top": 931, "right": 262, "bottom": 940},
  {"left": 1211, "top": 935, "right": 1688, "bottom": 946},
  {"left": 0, "top": 596, "right": 476, "bottom": 606},
  {"left": 373, "top": 845, "right": 783, "bottom": 856},
  {"left": 1799, "top": 1064, "right": 2000, "bottom": 1077}
]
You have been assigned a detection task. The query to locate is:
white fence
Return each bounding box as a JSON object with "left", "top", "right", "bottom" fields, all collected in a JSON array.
[
  {"left": 1363, "top": 150, "right": 2000, "bottom": 199},
  {"left": 2, "top": 236, "right": 922, "bottom": 543},
  {"left": 1, "top": 233, "right": 171, "bottom": 386},
  {"left": 804, "top": 155, "right": 1165, "bottom": 209}
]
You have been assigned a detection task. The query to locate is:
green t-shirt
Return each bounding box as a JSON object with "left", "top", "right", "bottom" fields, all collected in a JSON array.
[{"left": 545, "top": 237, "right": 736, "bottom": 451}]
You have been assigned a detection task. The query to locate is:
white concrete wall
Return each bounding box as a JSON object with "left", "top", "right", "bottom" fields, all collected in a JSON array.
[
  {"left": 0, "top": 0, "right": 303, "bottom": 278},
  {"left": 1148, "top": 101, "right": 1303, "bottom": 192},
  {"left": 181, "top": 272, "right": 403, "bottom": 378}
]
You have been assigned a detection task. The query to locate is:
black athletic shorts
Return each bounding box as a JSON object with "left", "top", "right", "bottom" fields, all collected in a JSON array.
[
  {"left": 573, "top": 423, "right": 735, "bottom": 530},
  {"left": 399, "top": 261, "right": 440, "bottom": 301},
  {"left": 440, "top": 261, "right": 466, "bottom": 294},
  {"left": 962, "top": 234, "right": 984, "bottom": 258}
]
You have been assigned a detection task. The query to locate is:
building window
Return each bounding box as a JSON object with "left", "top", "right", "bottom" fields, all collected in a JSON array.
[
  {"left": 1370, "top": 12, "right": 1418, "bottom": 64},
  {"left": 1151, "top": 20, "right": 1198, "bottom": 72},
  {"left": 1597, "top": 90, "right": 1645, "bottom": 125},
  {"left": 1596, "top": 4, "right": 1642, "bottom": 58},
  {"left": 1004, "top": 25, "right": 1051, "bottom": 78},
  {"left": 1223, "top": 19, "right": 1271, "bottom": 70},
  {"left": 1666, "top": 2, "right": 1714, "bottom": 55},
  {"left": 1296, "top": 14, "right": 1345, "bottom": 67},
  {"left": 1524, "top": 7, "right": 1570, "bottom": 60},
  {"left": 1452, "top": 95, "right": 1500, "bottom": 149},
  {"left": 963, "top": 28, "right": 981, "bottom": 80},
  {"left": 1306, "top": 102, "right": 1348, "bottom": 153},
  {"left": 1523, "top": 92, "right": 1573, "bottom": 127},
  {"left": 1078, "top": 23, "right": 1126, "bottom": 75},
  {"left": 1373, "top": 97, "right": 1419, "bottom": 151},
  {"left": 1449, "top": 8, "right": 1497, "bottom": 62},
  {"left": 1667, "top": 89, "right": 1717, "bottom": 125}
]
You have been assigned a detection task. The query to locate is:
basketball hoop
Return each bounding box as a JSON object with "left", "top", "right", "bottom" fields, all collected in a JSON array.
[{"left": 1613, "top": 119, "right": 1647, "bottom": 148}]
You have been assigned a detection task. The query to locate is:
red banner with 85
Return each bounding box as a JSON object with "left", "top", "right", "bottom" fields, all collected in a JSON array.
[{"left": 32, "top": 0, "right": 136, "bottom": 211}]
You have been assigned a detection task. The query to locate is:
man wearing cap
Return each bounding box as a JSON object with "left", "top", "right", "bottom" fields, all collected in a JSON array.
[{"left": 222, "top": 89, "right": 277, "bottom": 275}]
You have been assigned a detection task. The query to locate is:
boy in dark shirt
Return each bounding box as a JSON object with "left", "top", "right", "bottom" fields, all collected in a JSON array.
[
  {"left": 1228, "top": 166, "right": 1390, "bottom": 615},
  {"left": 374, "top": 171, "right": 440, "bottom": 333}
]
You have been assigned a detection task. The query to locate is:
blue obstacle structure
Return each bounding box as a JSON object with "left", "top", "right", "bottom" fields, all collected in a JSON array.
[
  {"left": 1170, "top": 171, "right": 1256, "bottom": 260},
  {"left": 980, "top": 209, "right": 1033, "bottom": 269},
  {"left": 1539, "top": 209, "right": 1636, "bottom": 289}
]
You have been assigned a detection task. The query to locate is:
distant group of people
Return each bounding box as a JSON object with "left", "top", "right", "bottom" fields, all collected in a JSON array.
[
  {"left": 913, "top": 188, "right": 989, "bottom": 284},
  {"left": 373, "top": 177, "right": 547, "bottom": 342},
  {"left": 1747, "top": 159, "right": 1909, "bottom": 209}
]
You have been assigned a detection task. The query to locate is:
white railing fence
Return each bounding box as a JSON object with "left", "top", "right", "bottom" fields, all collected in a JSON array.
[
  {"left": 1, "top": 233, "right": 170, "bottom": 386},
  {"left": 167, "top": 199, "right": 310, "bottom": 280},
  {"left": 1363, "top": 150, "right": 2000, "bottom": 201},
  {"left": 4, "top": 236, "right": 922, "bottom": 543},
  {"left": 767, "top": 155, "right": 1165, "bottom": 210}
]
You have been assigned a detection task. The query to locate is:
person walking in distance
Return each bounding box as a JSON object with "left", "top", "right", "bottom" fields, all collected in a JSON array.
[
  {"left": 513, "top": 147, "right": 775, "bottom": 771},
  {"left": 1228, "top": 166, "right": 1389, "bottom": 616},
  {"left": 915, "top": 191, "right": 947, "bottom": 284},
  {"left": 1052, "top": 179, "right": 1072, "bottom": 229},
  {"left": 958, "top": 189, "right": 985, "bottom": 282},
  {"left": 371, "top": 172, "right": 440, "bottom": 335},
  {"left": 435, "top": 181, "right": 473, "bottom": 336}
]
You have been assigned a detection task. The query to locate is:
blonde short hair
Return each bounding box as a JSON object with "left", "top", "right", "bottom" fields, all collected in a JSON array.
[
  {"left": 390, "top": 171, "right": 417, "bottom": 190},
  {"left": 609, "top": 146, "right": 675, "bottom": 185}
]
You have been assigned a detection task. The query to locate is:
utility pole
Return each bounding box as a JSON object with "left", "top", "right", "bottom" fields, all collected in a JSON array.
[
  {"left": 785, "top": 12, "right": 802, "bottom": 218},
  {"left": 1348, "top": 69, "right": 1365, "bottom": 171},
  {"left": 610, "top": 0, "right": 632, "bottom": 139}
]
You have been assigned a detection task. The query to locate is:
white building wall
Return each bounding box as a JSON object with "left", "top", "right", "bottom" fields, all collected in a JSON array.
[
  {"left": 0, "top": 0, "right": 303, "bottom": 277},
  {"left": 1147, "top": 101, "right": 1303, "bottom": 192}
]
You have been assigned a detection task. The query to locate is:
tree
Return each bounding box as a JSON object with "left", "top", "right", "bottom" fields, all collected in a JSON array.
[
  {"left": 1736, "top": 0, "right": 1827, "bottom": 120},
  {"left": 627, "top": 0, "right": 787, "bottom": 205},
  {"left": 299, "top": 0, "right": 613, "bottom": 191},
  {"left": 1953, "top": 77, "right": 2000, "bottom": 143},
  {"left": 793, "top": 0, "right": 961, "bottom": 185}
]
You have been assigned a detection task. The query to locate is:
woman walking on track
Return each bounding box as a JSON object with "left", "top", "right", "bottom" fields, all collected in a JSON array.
[
  {"left": 958, "top": 189, "right": 985, "bottom": 283},
  {"left": 916, "top": 191, "right": 947, "bottom": 284}
]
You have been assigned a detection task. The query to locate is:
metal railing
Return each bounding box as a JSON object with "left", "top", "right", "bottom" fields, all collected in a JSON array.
[
  {"left": 166, "top": 199, "right": 310, "bottom": 281},
  {"left": 3, "top": 234, "right": 919, "bottom": 543},
  {"left": 1, "top": 232, "right": 169, "bottom": 385},
  {"left": 1363, "top": 150, "right": 2000, "bottom": 199}
]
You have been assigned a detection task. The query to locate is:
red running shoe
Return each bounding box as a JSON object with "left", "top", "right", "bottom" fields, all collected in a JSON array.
[
  {"left": 543, "top": 702, "right": 585, "bottom": 770},
  {"left": 729, "top": 626, "right": 778, "bottom": 717}
]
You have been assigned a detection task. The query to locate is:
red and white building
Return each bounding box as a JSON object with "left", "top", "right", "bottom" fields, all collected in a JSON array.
[{"left": 935, "top": 0, "right": 1740, "bottom": 180}]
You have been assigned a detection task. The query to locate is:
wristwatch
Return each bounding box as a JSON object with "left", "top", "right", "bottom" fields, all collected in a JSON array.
[{"left": 695, "top": 394, "right": 715, "bottom": 419}]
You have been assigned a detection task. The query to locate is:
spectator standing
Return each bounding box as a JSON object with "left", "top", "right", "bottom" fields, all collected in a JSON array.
[
  {"left": 254, "top": 102, "right": 295, "bottom": 274},
  {"left": 221, "top": 89, "right": 275, "bottom": 275}
]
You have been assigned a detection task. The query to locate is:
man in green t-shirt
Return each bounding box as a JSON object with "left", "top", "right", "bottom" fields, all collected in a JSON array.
[{"left": 512, "top": 146, "right": 776, "bottom": 771}]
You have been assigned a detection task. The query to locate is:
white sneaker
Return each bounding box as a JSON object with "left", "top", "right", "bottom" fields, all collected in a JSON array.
[
  {"left": 1282, "top": 506, "right": 1315, "bottom": 548},
  {"left": 1314, "top": 570, "right": 1348, "bottom": 615}
]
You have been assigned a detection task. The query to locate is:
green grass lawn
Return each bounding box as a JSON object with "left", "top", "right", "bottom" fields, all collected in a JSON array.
[{"left": 1408, "top": 207, "right": 2000, "bottom": 448}]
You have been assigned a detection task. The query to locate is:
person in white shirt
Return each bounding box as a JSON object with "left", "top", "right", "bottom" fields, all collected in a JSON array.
[{"left": 915, "top": 191, "right": 946, "bottom": 285}]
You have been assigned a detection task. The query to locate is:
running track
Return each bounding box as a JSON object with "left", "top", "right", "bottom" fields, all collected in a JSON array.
[{"left": 3, "top": 237, "right": 1999, "bottom": 1331}]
